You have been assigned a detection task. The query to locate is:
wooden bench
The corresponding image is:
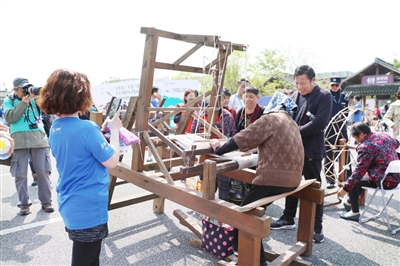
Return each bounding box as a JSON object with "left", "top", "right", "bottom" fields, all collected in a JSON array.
[{"left": 173, "top": 159, "right": 324, "bottom": 266}]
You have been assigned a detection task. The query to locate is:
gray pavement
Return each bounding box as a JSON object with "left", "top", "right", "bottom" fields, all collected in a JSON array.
[{"left": 1, "top": 153, "right": 400, "bottom": 266}]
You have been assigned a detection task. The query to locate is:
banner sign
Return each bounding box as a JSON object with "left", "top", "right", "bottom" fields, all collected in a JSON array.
[
  {"left": 91, "top": 77, "right": 198, "bottom": 111},
  {"left": 361, "top": 74, "right": 394, "bottom": 85}
]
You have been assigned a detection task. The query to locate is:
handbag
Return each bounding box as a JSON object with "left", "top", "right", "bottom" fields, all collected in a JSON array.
[
  {"left": 228, "top": 179, "right": 251, "bottom": 205},
  {"left": 201, "top": 217, "right": 235, "bottom": 259}
]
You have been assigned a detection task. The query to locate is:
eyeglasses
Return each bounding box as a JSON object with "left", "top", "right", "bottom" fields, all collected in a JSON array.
[{"left": 330, "top": 84, "right": 339, "bottom": 87}]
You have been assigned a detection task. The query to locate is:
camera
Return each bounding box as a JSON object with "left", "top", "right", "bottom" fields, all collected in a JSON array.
[
  {"left": 22, "top": 84, "right": 42, "bottom": 96},
  {"left": 29, "top": 123, "right": 38, "bottom": 129}
]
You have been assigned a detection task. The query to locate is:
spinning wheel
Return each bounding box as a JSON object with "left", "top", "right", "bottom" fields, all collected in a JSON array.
[{"left": 323, "top": 107, "right": 355, "bottom": 186}]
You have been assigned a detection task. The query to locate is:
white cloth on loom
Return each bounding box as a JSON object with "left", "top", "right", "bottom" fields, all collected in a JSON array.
[{"left": 217, "top": 151, "right": 258, "bottom": 170}]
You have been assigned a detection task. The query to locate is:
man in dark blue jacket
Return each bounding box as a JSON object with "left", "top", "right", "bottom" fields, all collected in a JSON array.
[
  {"left": 271, "top": 65, "right": 332, "bottom": 243},
  {"left": 324, "top": 76, "right": 351, "bottom": 188}
]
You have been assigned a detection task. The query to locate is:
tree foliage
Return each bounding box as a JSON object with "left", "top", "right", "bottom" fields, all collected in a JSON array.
[{"left": 394, "top": 58, "right": 400, "bottom": 70}]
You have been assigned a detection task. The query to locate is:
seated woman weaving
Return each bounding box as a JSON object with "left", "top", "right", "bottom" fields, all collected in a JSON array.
[{"left": 209, "top": 92, "right": 303, "bottom": 266}]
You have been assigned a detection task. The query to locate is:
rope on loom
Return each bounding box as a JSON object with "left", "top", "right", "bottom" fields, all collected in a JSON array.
[
  {"left": 243, "top": 46, "right": 249, "bottom": 130},
  {"left": 206, "top": 41, "right": 231, "bottom": 138}
]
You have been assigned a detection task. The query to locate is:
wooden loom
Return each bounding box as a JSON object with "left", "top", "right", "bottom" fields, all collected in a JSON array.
[{"left": 106, "top": 27, "right": 324, "bottom": 266}]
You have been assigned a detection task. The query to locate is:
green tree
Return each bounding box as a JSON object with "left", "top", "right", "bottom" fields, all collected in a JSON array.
[
  {"left": 248, "top": 49, "right": 291, "bottom": 96},
  {"left": 247, "top": 47, "right": 320, "bottom": 96},
  {"left": 393, "top": 58, "right": 400, "bottom": 70},
  {"left": 223, "top": 50, "right": 250, "bottom": 93}
]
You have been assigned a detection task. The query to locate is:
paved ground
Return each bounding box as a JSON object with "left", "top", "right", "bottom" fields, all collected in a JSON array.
[{"left": 1, "top": 150, "right": 399, "bottom": 266}]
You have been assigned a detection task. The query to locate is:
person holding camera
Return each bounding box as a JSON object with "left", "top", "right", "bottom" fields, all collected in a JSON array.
[{"left": 3, "top": 77, "right": 53, "bottom": 215}]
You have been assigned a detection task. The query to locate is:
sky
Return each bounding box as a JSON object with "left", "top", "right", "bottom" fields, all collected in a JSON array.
[{"left": 0, "top": 0, "right": 399, "bottom": 89}]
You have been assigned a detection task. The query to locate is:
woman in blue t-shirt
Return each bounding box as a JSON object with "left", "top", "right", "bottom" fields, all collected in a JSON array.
[{"left": 37, "top": 69, "right": 122, "bottom": 266}]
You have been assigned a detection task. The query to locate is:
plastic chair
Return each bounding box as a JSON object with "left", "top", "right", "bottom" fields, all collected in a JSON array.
[{"left": 359, "top": 160, "right": 400, "bottom": 234}]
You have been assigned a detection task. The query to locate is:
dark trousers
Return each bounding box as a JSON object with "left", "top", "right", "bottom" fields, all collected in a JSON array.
[
  {"left": 349, "top": 177, "right": 399, "bottom": 213},
  {"left": 72, "top": 240, "right": 102, "bottom": 266},
  {"left": 283, "top": 158, "right": 323, "bottom": 233},
  {"left": 234, "top": 185, "right": 297, "bottom": 265},
  {"left": 348, "top": 177, "right": 372, "bottom": 213}
]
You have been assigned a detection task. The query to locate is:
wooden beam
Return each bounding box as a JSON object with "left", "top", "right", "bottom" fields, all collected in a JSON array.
[
  {"left": 202, "top": 160, "right": 216, "bottom": 200},
  {"left": 141, "top": 27, "right": 219, "bottom": 47},
  {"left": 268, "top": 242, "right": 308, "bottom": 266},
  {"left": 123, "top": 96, "right": 138, "bottom": 129},
  {"left": 173, "top": 42, "right": 204, "bottom": 66},
  {"left": 142, "top": 157, "right": 183, "bottom": 172},
  {"left": 143, "top": 131, "right": 175, "bottom": 185},
  {"left": 236, "top": 179, "right": 317, "bottom": 212},
  {"left": 132, "top": 31, "right": 158, "bottom": 172},
  {"left": 108, "top": 191, "right": 159, "bottom": 210},
  {"left": 148, "top": 123, "right": 183, "bottom": 156},
  {"left": 223, "top": 168, "right": 256, "bottom": 184},
  {"left": 238, "top": 230, "right": 261, "bottom": 266},
  {"left": 155, "top": 62, "right": 206, "bottom": 74},
  {"left": 151, "top": 91, "right": 211, "bottom": 127},
  {"left": 108, "top": 163, "right": 269, "bottom": 237},
  {"left": 191, "top": 112, "right": 226, "bottom": 139},
  {"left": 297, "top": 200, "right": 315, "bottom": 256},
  {"left": 173, "top": 209, "right": 202, "bottom": 238}
]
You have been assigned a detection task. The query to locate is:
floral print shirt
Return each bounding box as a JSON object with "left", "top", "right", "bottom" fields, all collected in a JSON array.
[{"left": 344, "top": 132, "right": 400, "bottom": 192}]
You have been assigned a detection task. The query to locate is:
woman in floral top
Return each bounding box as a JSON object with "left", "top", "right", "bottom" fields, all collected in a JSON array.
[{"left": 338, "top": 122, "right": 400, "bottom": 221}]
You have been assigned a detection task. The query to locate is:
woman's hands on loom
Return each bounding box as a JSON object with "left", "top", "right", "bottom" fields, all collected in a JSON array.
[{"left": 209, "top": 139, "right": 221, "bottom": 152}]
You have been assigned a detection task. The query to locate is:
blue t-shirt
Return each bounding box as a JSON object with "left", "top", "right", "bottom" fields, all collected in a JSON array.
[
  {"left": 353, "top": 102, "right": 363, "bottom": 122},
  {"left": 49, "top": 117, "right": 114, "bottom": 230}
]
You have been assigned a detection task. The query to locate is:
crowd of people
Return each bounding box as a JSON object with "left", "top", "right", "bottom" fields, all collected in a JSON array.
[{"left": 1, "top": 64, "right": 399, "bottom": 266}]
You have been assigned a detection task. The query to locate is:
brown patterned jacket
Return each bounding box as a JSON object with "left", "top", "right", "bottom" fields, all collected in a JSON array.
[{"left": 233, "top": 111, "right": 304, "bottom": 188}]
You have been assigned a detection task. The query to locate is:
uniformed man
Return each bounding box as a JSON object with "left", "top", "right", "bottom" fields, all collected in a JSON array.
[{"left": 325, "top": 76, "right": 351, "bottom": 188}]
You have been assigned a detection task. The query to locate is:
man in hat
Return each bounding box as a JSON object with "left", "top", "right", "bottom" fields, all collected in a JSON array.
[
  {"left": 3, "top": 77, "right": 54, "bottom": 215},
  {"left": 324, "top": 76, "right": 351, "bottom": 188}
]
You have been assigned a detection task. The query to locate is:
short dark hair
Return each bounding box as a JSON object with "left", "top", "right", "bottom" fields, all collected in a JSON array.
[
  {"left": 152, "top": 86, "right": 159, "bottom": 95},
  {"left": 294, "top": 65, "right": 315, "bottom": 81},
  {"left": 350, "top": 122, "right": 371, "bottom": 137},
  {"left": 354, "top": 95, "right": 361, "bottom": 101},
  {"left": 222, "top": 88, "right": 231, "bottom": 97},
  {"left": 237, "top": 78, "right": 250, "bottom": 86},
  {"left": 245, "top": 86, "right": 259, "bottom": 96},
  {"left": 38, "top": 69, "right": 92, "bottom": 115}
]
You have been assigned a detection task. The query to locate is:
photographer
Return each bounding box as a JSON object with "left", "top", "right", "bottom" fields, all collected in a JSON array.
[{"left": 3, "top": 77, "right": 53, "bottom": 215}]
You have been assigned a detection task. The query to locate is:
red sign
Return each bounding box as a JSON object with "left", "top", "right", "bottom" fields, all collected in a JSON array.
[{"left": 361, "top": 74, "right": 394, "bottom": 85}]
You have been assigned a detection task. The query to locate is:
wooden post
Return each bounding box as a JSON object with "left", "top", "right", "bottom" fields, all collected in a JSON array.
[
  {"left": 203, "top": 160, "right": 216, "bottom": 200},
  {"left": 132, "top": 29, "right": 159, "bottom": 172},
  {"left": 238, "top": 231, "right": 260, "bottom": 266},
  {"left": 90, "top": 111, "right": 104, "bottom": 128},
  {"left": 338, "top": 138, "right": 347, "bottom": 183}
]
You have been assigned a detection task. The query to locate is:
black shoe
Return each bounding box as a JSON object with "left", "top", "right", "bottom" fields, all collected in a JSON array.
[
  {"left": 270, "top": 217, "right": 296, "bottom": 230},
  {"left": 31, "top": 177, "right": 37, "bottom": 186},
  {"left": 326, "top": 183, "right": 335, "bottom": 189},
  {"left": 313, "top": 231, "right": 324, "bottom": 243}
]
